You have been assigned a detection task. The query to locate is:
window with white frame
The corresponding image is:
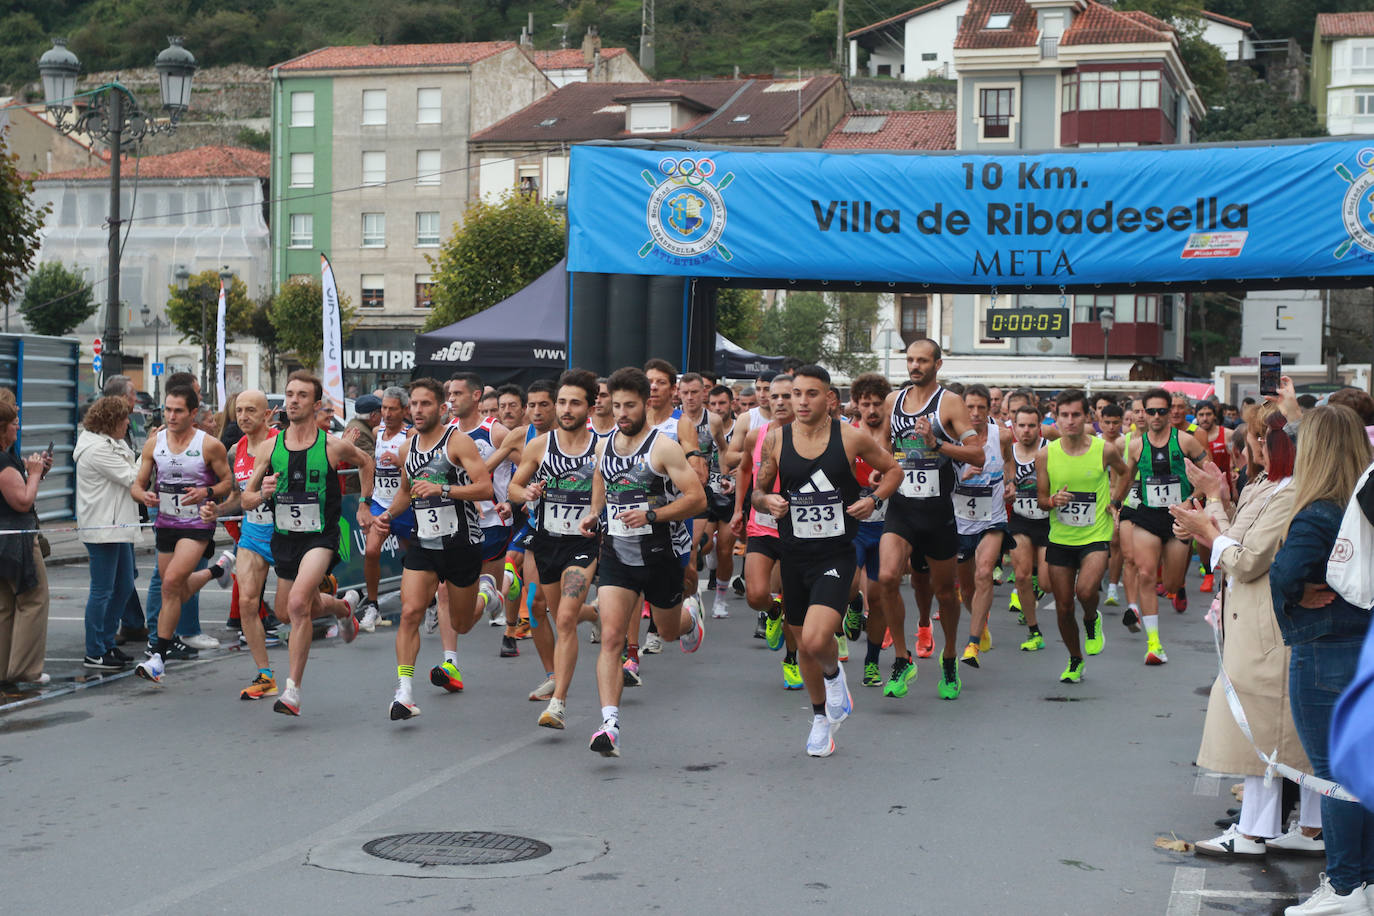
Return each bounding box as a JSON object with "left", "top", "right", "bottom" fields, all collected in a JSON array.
[
  {"left": 417, "top": 88, "right": 441, "bottom": 124},
  {"left": 416, "top": 211, "right": 441, "bottom": 246},
  {"left": 627, "top": 102, "right": 672, "bottom": 133},
  {"left": 1357, "top": 91, "right": 1374, "bottom": 115},
  {"left": 290, "top": 91, "right": 314, "bottom": 127},
  {"left": 290, "top": 152, "right": 313, "bottom": 188},
  {"left": 1062, "top": 70, "right": 1162, "bottom": 112},
  {"left": 899, "top": 294, "right": 929, "bottom": 346},
  {"left": 1353, "top": 41, "right": 1374, "bottom": 74},
  {"left": 361, "top": 275, "right": 385, "bottom": 309},
  {"left": 362, "top": 151, "right": 385, "bottom": 186},
  {"left": 289, "top": 213, "right": 313, "bottom": 248},
  {"left": 979, "top": 87, "right": 1013, "bottom": 139},
  {"left": 361, "top": 89, "right": 386, "bottom": 125},
  {"left": 415, "top": 274, "right": 434, "bottom": 309},
  {"left": 416, "top": 150, "right": 441, "bottom": 186},
  {"left": 362, "top": 212, "right": 385, "bottom": 247}
]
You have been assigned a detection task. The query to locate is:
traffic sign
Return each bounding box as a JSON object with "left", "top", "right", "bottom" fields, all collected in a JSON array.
[
  {"left": 151, "top": 362, "right": 164, "bottom": 377},
  {"left": 92, "top": 355, "right": 102, "bottom": 372},
  {"left": 92, "top": 338, "right": 102, "bottom": 355}
]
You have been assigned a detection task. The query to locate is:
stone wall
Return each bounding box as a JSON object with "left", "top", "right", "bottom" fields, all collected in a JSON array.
[
  {"left": 846, "top": 76, "right": 956, "bottom": 112},
  {"left": 77, "top": 64, "right": 270, "bottom": 154}
]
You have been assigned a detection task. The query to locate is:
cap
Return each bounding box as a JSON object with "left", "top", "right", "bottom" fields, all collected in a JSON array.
[{"left": 355, "top": 394, "right": 383, "bottom": 414}]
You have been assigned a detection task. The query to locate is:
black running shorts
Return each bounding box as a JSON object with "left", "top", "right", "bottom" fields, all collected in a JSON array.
[
  {"left": 154, "top": 527, "right": 213, "bottom": 555},
  {"left": 780, "top": 551, "right": 857, "bottom": 626},
  {"left": 597, "top": 548, "right": 684, "bottom": 609},
  {"left": 1046, "top": 540, "right": 1110, "bottom": 570},
  {"left": 531, "top": 534, "right": 598, "bottom": 586},
  {"left": 1129, "top": 505, "right": 1176, "bottom": 543},
  {"left": 883, "top": 505, "right": 958, "bottom": 562},
  {"left": 746, "top": 535, "right": 783, "bottom": 561},
  {"left": 1007, "top": 514, "right": 1050, "bottom": 549},
  {"left": 272, "top": 529, "right": 340, "bottom": 582},
  {"left": 403, "top": 544, "right": 482, "bottom": 587}
]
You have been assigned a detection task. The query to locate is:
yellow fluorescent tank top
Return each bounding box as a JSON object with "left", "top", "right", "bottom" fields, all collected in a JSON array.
[{"left": 1046, "top": 435, "right": 1112, "bottom": 546}]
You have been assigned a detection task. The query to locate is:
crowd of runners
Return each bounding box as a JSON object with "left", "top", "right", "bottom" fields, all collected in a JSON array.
[{"left": 123, "top": 340, "right": 1262, "bottom": 760}]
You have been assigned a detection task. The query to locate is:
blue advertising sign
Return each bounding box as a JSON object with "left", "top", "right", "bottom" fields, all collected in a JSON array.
[{"left": 567, "top": 139, "right": 1374, "bottom": 287}]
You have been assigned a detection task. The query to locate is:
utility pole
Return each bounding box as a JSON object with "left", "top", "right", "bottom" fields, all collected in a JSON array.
[
  {"left": 640, "top": 0, "right": 655, "bottom": 76},
  {"left": 836, "top": 0, "right": 845, "bottom": 75},
  {"left": 104, "top": 88, "right": 123, "bottom": 383}
]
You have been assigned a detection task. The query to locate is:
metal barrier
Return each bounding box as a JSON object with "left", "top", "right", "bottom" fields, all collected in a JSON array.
[
  {"left": 334, "top": 469, "right": 405, "bottom": 595},
  {"left": 0, "top": 333, "right": 79, "bottom": 521}
]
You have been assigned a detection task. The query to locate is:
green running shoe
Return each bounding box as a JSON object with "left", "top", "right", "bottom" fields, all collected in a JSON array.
[
  {"left": 1019, "top": 631, "right": 1045, "bottom": 652},
  {"left": 1017, "top": 610, "right": 1026, "bottom": 626},
  {"left": 765, "top": 608, "right": 785, "bottom": 651},
  {"left": 882, "top": 657, "right": 917, "bottom": 698},
  {"left": 938, "top": 658, "right": 961, "bottom": 700},
  {"left": 836, "top": 633, "right": 849, "bottom": 661},
  {"left": 1084, "top": 614, "right": 1105, "bottom": 656},
  {"left": 782, "top": 660, "right": 803, "bottom": 690},
  {"left": 862, "top": 662, "right": 882, "bottom": 687},
  {"left": 503, "top": 561, "right": 522, "bottom": 602},
  {"left": 843, "top": 604, "right": 865, "bottom": 641},
  {"left": 1059, "top": 658, "right": 1085, "bottom": 683},
  {"left": 992, "top": 565, "right": 1004, "bottom": 585},
  {"left": 1009, "top": 590, "right": 1021, "bottom": 613}
]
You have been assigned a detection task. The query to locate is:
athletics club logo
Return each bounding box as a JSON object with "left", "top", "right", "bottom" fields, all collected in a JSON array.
[
  {"left": 639, "top": 157, "right": 734, "bottom": 265},
  {"left": 1334, "top": 148, "right": 1374, "bottom": 258}
]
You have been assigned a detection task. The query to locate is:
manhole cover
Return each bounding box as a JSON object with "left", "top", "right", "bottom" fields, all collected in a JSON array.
[{"left": 362, "top": 832, "right": 551, "bottom": 867}]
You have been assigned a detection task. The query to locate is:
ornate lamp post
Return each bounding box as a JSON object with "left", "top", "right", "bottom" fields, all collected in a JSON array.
[
  {"left": 39, "top": 37, "right": 196, "bottom": 381},
  {"left": 1099, "top": 307, "right": 1115, "bottom": 381}
]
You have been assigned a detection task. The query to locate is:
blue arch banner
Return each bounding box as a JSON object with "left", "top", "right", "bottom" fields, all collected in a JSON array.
[{"left": 567, "top": 139, "right": 1374, "bottom": 288}]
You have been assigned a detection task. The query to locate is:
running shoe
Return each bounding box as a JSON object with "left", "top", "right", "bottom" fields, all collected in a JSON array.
[
  {"left": 622, "top": 659, "right": 641, "bottom": 687},
  {"left": 182, "top": 633, "right": 221, "bottom": 650},
  {"left": 135, "top": 653, "right": 165, "bottom": 683},
  {"left": 589, "top": 613, "right": 602, "bottom": 643},
  {"left": 1105, "top": 583, "right": 1120, "bottom": 607},
  {"left": 1200, "top": 573, "right": 1215, "bottom": 594},
  {"left": 843, "top": 603, "right": 865, "bottom": 642},
  {"left": 514, "top": 621, "right": 532, "bottom": 640},
  {"left": 753, "top": 612, "right": 767, "bottom": 640},
  {"left": 1265, "top": 825, "right": 1325, "bottom": 857},
  {"left": 642, "top": 632, "right": 665, "bottom": 655},
  {"left": 1172, "top": 590, "right": 1188, "bottom": 613},
  {"left": 1197, "top": 561, "right": 1207, "bottom": 577},
  {"left": 357, "top": 600, "right": 381, "bottom": 633},
  {"left": 764, "top": 610, "right": 784, "bottom": 651},
  {"left": 590, "top": 719, "right": 620, "bottom": 757},
  {"left": 424, "top": 598, "right": 439, "bottom": 633},
  {"left": 824, "top": 664, "right": 852, "bottom": 726},
  {"left": 992, "top": 565, "right": 1004, "bottom": 585},
  {"left": 1123, "top": 607, "right": 1141, "bottom": 633},
  {"left": 430, "top": 662, "right": 465, "bottom": 693},
  {"left": 782, "top": 660, "right": 802, "bottom": 690},
  {"left": 1145, "top": 636, "right": 1168, "bottom": 665},
  {"left": 679, "top": 602, "right": 705, "bottom": 654},
  {"left": 262, "top": 624, "right": 282, "bottom": 647},
  {"left": 1009, "top": 590, "right": 1021, "bottom": 613},
  {"left": 836, "top": 633, "right": 849, "bottom": 662},
  {"left": 979, "top": 628, "right": 992, "bottom": 652},
  {"left": 1017, "top": 609, "right": 1027, "bottom": 626},
  {"left": 475, "top": 573, "right": 500, "bottom": 621},
  {"left": 212, "top": 550, "right": 236, "bottom": 589},
  {"left": 1059, "top": 658, "right": 1084, "bottom": 684},
  {"left": 148, "top": 637, "right": 197, "bottom": 660},
  {"left": 528, "top": 674, "right": 555, "bottom": 701},
  {"left": 1194, "top": 825, "right": 1265, "bottom": 859},
  {"left": 711, "top": 593, "right": 729, "bottom": 619},
  {"left": 539, "top": 698, "right": 566, "bottom": 730},
  {"left": 862, "top": 662, "right": 882, "bottom": 687},
  {"left": 938, "top": 657, "right": 962, "bottom": 700},
  {"left": 338, "top": 591, "right": 361, "bottom": 644},
  {"left": 806, "top": 715, "right": 835, "bottom": 758},
  {"left": 882, "top": 627, "right": 894, "bottom": 650},
  {"left": 240, "top": 673, "right": 277, "bottom": 700},
  {"left": 504, "top": 561, "right": 522, "bottom": 601},
  {"left": 731, "top": 575, "right": 745, "bottom": 597},
  {"left": 500, "top": 635, "right": 519, "bottom": 657},
  {"left": 1019, "top": 631, "right": 1045, "bottom": 652},
  {"left": 882, "top": 657, "right": 917, "bottom": 698},
  {"left": 960, "top": 643, "right": 981, "bottom": 668},
  {"left": 915, "top": 625, "right": 934, "bottom": 658},
  {"left": 1155, "top": 582, "right": 1166, "bottom": 597},
  {"left": 389, "top": 695, "right": 421, "bottom": 721},
  {"left": 274, "top": 680, "right": 301, "bottom": 715},
  {"left": 1084, "top": 614, "right": 1105, "bottom": 656}
]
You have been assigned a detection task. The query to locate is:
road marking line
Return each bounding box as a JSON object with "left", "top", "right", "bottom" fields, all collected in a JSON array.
[
  {"left": 111, "top": 720, "right": 581, "bottom": 916},
  {"left": 1166, "top": 867, "right": 1204, "bottom": 916},
  {"left": 1192, "top": 774, "right": 1222, "bottom": 796}
]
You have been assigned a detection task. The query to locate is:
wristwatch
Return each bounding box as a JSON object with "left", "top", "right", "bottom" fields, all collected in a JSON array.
[
  {"left": 645, "top": 508, "right": 659, "bottom": 524},
  {"left": 442, "top": 484, "right": 451, "bottom": 499}
]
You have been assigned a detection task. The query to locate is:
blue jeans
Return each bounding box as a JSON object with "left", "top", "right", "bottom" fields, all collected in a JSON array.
[
  {"left": 121, "top": 564, "right": 144, "bottom": 629},
  {"left": 145, "top": 557, "right": 205, "bottom": 639},
  {"left": 84, "top": 543, "right": 136, "bottom": 658},
  {"left": 1289, "top": 638, "right": 1374, "bottom": 893}
]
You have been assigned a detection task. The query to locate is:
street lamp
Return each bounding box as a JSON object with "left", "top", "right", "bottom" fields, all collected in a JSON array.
[
  {"left": 1099, "top": 307, "right": 1115, "bottom": 381},
  {"left": 39, "top": 36, "right": 196, "bottom": 381}
]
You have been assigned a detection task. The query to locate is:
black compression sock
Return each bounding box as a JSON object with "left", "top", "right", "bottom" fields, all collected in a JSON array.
[
  {"left": 209, "top": 563, "right": 225, "bottom": 580},
  {"left": 812, "top": 703, "right": 825, "bottom": 715},
  {"left": 865, "top": 640, "right": 881, "bottom": 665},
  {"left": 1028, "top": 625, "right": 1041, "bottom": 636},
  {"left": 155, "top": 636, "right": 174, "bottom": 655},
  {"left": 784, "top": 650, "right": 797, "bottom": 665},
  {"left": 823, "top": 667, "right": 839, "bottom": 680}
]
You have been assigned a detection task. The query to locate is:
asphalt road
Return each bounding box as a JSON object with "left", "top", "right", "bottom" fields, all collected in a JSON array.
[{"left": 2, "top": 561, "right": 1323, "bottom": 915}]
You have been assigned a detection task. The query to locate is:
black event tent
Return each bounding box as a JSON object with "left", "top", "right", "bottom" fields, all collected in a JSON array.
[
  {"left": 714, "top": 333, "right": 786, "bottom": 378},
  {"left": 412, "top": 260, "right": 567, "bottom": 389}
]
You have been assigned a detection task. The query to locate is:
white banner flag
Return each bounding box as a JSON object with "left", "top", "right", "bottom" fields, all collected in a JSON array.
[
  {"left": 215, "top": 279, "right": 227, "bottom": 408},
  {"left": 320, "top": 253, "right": 345, "bottom": 418}
]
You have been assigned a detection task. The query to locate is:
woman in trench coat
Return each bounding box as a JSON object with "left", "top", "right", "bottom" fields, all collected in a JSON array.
[{"left": 1171, "top": 405, "right": 1323, "bottom": 859}]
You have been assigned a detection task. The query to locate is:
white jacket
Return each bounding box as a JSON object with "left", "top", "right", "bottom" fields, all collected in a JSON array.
[{"left": 73, "top": 429, "right": 140, "bottom": 544}]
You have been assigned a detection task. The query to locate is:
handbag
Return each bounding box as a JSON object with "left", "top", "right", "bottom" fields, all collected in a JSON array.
[{"left": 1327, "top": 462, "right": 1374, "bottom": 609}]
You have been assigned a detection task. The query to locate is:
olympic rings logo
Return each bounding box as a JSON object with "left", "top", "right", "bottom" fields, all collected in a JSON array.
[{"left": 659, "top": 157, "right": 716, "bottom": 186}]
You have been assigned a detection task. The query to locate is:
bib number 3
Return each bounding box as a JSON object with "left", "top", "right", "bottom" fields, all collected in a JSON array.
[{"left": 414, "top": 497, "right": 460, "bottom": 541}]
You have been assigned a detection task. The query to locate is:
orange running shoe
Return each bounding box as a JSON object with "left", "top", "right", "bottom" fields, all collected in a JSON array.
[{"left": 915, "top": 625, "right": 934, "bottom": 658}]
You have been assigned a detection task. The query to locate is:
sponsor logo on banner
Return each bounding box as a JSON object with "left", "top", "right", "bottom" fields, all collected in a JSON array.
[
  {"left": 1181, "top": 231, "right": 1248, "bottom": 259},
  {"left": 1335, "top": 149, "right": 1374, "bottom": 259},
  {"left": 430, "top": 341, "right": 477, "bottom": 362},
  {"left": 639, "top": 157, "right": 735, "bottom": 266}
]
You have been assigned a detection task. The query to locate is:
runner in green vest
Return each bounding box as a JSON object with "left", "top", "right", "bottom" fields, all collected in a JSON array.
[{"left": 1037, "top": 389, "right": 1128, "bottom": 684}]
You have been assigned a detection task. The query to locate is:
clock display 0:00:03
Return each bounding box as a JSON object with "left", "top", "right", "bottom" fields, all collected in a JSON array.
[{"left": 984, "top": 308, "right": 1069, "bottom": 338}]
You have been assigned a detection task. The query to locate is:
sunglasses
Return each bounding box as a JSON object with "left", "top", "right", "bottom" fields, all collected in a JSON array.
[{"left": 1144, "top": 407, "right": 1170, "bottom": 416}]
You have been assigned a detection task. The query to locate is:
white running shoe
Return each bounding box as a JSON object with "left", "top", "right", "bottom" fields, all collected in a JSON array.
[
  {"left": 711, "top": 593, "right": 729, "bottom": 619},
  {"left": 212, "top": 550, "right": 236, "bottom": 589},
  {"left": 679, "top": 601, "right": 705, "bottom": 654},
  {"left": 1285, "top": 873, "right": 1370, "bottom": 915},
  {"left": 274, "top": 679, "right": 301, "bottom": 716},
  {"left": 424, "top": 599, "right": 438, "bottom": 634},
  {"left": 806, "top": 715, "right": 835, "bottom": 757},
  {"left": 589, "top": 612, "right": 602, "bottom": 644},
  {"left": 1266, "top": 825, "right": 1325, "bottom": 857},
  {"left": 1194, "top": 825, "right": 1266, "bottom": 859},
  {"left": 390, "top": 685, "right": 421, "bottom": 720},
  {"left": 589, "top": 719, "right": 620, "bottom": 757},
  {"left": 134, "top": 653, "right": 165, "bottom": 683},
  {"left": 359, "top": 602, "right": 381, "bottom": 633},
  {"left": 823, "top": 664, "right": 852, "bottom": 727},
  {"left": 528, "top": 675, "right": 555, "bottom": 701},
  {"left": 538, "top": 698, "right": 566, "bottom": 729},
  {"left": 477, "top": 573, "right": 501, "bottom": 621},
  {"left": 641, "top": 632, "right": 665, "bottom": 655},
  {"left": 181, "top": 633, "right": 220, "bottom": 650}
]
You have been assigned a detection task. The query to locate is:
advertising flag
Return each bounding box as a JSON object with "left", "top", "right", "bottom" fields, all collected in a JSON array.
[
  {"left": 320, "top": 253, "right": 345, "bottom": 417},
  {"left": 215, "top": 279, "right": 227, "bottom": 408}
]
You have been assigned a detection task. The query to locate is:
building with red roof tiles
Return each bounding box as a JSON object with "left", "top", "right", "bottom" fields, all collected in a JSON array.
[
  {"left": 0, "top": 101, "right": 100, "bottom": 178},
  {"left": 846, "top": 0, "right": 968, "bottom": 81},
  {"left": 1312, "top": 12, "right": 1374, "bottom": 135},
  {"left": 269, "top": 42, "right": 553, "bottom": 375},
  {"left": 30, "top": 147, "right": 273, "bottom": 392},
  {"left": 821, "top": 110, "right": 956, "bottom": 150},
  {"left": 529, "top": 29, "right": 650, "bottom": 87}
]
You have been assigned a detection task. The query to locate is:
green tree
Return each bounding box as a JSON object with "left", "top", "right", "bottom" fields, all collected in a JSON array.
[
  {"left": 755, "top": 291, "right": 878, "bottom": 376},
  {"left": 1197, "top": 70, "right": 1325, "bottom": 141},
  {"left": 0, "top": 131, "right": 47, "bottom": 319},
  {"left": 18, "top": 261, "right": 96, "bottom": 336},
  {"left": 248, "top": 298, "right": 281, "bottom": 390},
  {"left": 715, "top": 286, "right": 763, "bottom": 349},
  {"left": 425, "top": 192, "right": 565, "bottom": 331},
  {"left": 164, "top": 269, "right": 254, "bottom": 392},
  {"left": 267, "top": 276, "right": 359, "bottom": 371}
]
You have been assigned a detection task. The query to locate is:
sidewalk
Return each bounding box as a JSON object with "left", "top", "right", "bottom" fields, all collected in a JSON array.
[{"left": 39, "top": 519, "right": 154, "bottom": 568}]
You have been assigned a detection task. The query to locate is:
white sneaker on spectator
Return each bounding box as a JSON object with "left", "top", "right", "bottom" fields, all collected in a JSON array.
[
  {"left": 181, "top": 633, "right": 220, "bottom": 650},
  {"left": 1284, "top": 873, "right": 1370, "bottom": 915},
  {"left": 1194, "top": 825, "right": 1265, "bottom": 859},
  {"left": 1266, "top": 826, "right": 1325, "bottom": 857}
]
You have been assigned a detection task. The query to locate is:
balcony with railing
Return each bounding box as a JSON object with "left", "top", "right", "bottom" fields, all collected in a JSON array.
[{"left": 1040, "top": 37, "right": 1059, "bottom": 59}]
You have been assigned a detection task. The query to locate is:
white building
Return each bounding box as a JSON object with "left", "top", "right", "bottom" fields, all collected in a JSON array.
[
  {"left": 848, "top": 0, "right": 969, "bottom": 81},
  {"left": 1199, "top": 10, "right": 1256, "bottom": 63},
  {"left": 31, "top": 145, "right": 271, "bottom": 396}
]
